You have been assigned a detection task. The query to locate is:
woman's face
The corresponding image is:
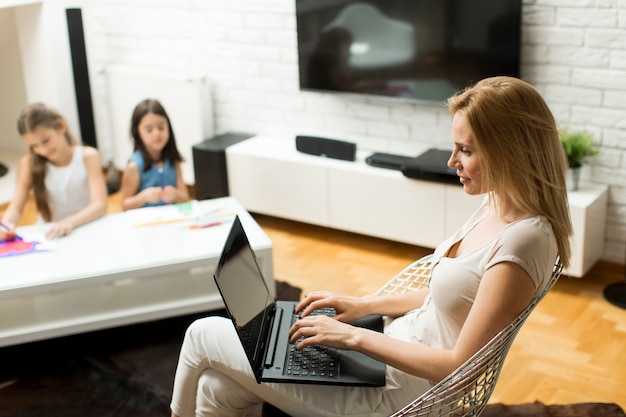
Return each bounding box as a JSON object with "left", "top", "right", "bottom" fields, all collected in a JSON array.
[{"left": 447, "top": 111, "right": 485, "bottom": 195}]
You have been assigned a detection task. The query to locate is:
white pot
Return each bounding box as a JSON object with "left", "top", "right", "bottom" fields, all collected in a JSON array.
[{"left": 566, "top": 167, "right": 581, "bottom": 191}]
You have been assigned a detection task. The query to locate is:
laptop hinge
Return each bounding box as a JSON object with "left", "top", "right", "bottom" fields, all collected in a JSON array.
[{"left": 263, "top": 307, "right": 283, "bottom": 368}]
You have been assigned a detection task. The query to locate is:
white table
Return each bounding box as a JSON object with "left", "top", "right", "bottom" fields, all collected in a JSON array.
[{"left": 0, "top": 197, "right": 273, "bottom": 348}]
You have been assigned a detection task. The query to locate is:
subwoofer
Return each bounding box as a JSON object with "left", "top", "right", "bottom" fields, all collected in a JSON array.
[{"left": 192, "top": 133, "right": 253, "bottom": 200}]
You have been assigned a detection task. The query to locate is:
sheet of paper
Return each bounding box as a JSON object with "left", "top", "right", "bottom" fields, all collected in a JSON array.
[
  {"left": 0, "top": 233, "right": 57, "bottom": 258},
  {"left": 124, "top": 201, "right": 236, "bottom": 228}
]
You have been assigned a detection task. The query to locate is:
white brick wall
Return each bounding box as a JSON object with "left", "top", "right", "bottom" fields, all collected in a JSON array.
[{"left": 82, "top": 0, "right": 626, "bottom": 264}]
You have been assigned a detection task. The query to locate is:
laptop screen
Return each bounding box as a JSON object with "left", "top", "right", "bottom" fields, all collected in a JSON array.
[{"left": 214, "top": 216, "right": 275, "bottom": 372}]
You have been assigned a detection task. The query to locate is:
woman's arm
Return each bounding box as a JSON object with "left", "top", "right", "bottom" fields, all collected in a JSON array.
[
  {"left": 46, "top": 147, "right": 107, "bottom": 238},
  {"left": 291, "top": 261, "right": 536, "bottom": 382},
  {"left": 121, "top": 162, "right": 158, "bottom": 210},
  {"left": 296, "top": 288, "right": 430, "bottom": 323},
  {"left": 0, "top": 155, "right": 33, "bottom": 239}
]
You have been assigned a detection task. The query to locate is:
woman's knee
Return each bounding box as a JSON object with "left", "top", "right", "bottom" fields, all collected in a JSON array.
[{"left": 196, "top": 369, "right": 262, "bottom": 417}]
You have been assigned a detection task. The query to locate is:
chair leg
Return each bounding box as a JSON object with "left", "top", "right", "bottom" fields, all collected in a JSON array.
[{"left": 262, "top": 403, "right": 292, "bottom": 417}]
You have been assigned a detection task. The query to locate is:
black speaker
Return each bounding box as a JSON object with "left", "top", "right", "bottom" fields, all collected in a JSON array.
[
  {"left": 401, "top": 149, "right": 459, "bottom": 185},
  {"left": 66, "top": 8, "right": 97, "bottom": 148},
  {"left": 192, "top": 133, "right": 254, "bottom": 200},
  {"left": 295, "top": 135, "right": 356, "bottom": 161}
]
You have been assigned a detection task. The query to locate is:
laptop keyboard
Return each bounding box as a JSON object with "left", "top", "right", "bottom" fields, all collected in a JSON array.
[{"left": 286, "top": 307, "right": 339, "bottom": 378}]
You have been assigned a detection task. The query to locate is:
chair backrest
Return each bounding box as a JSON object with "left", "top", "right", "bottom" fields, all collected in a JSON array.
[{"left": 376, "top": 254, "right": 563, "bottom": 417}]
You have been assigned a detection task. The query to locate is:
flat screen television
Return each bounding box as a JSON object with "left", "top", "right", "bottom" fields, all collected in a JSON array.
[{"left": 295, "top": 0, "right": 522, "bottom": 104}]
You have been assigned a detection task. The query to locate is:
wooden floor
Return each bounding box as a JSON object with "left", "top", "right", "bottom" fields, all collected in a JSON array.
[{"left": 4, "top": 193, "right": 626, "bottom": 408}]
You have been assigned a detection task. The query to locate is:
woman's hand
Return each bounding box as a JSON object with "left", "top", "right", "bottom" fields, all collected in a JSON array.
[
  {"left": 289, "top": 314, "right": 365, "bottom": 351},
  {"left": 0, "top": 227, "right": 17, "bottom": 242},
  {"left": 140, "top": 187, "right": 164, "bottom": 205},
  {"left": 46, "top": 219, "right": 74, "bottom": 239},
  {"left": 160, "top": 185, "right": 179, "bottom": 204},
  {"left": 295, "top": 291, "right": 370, "bottom": 324}
]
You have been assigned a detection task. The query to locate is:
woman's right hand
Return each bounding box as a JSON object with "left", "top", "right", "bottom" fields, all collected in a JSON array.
[
  {"left": 141, "top": 187, "right": 164, "bottom": 205},
  {"left": 0, "top": 228, "right": 17, "bottom": 241},
  {"left": 295, "top": 291, "right": 370, "bottom": 323}
]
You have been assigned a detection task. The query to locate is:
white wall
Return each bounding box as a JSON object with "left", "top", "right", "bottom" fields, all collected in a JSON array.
[
  {"left": 23, "top": 0, "right": 626, "bottom": 264},
  {"left": 0, "top": 0, "right": 83, "bottom": 151},
  {"left": 0, "top": 7, "right": 27, "bottom": 154}
]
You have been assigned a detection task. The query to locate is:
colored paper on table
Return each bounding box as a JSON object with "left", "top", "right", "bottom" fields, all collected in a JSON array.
[
  {"left": 127, "top": 202, "right": 196, "bottom": 227},
  {"left": 0, "top": 237, "right": 57, "bottom": 258},
  {"left": 126, "top": 201, "right": 236, "bottom": 228}
]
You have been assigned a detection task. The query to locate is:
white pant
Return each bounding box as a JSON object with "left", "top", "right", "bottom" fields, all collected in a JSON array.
[{"left": 170, "top": 316, "right": 432, "bottom": 417}]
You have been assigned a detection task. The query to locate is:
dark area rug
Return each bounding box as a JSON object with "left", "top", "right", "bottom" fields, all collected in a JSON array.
[
  {"left": 0, "top": 281, "right": 301, "bottom": 417},
  {"left": 1, "top": 280, "right": 623, "bottom": 417}
]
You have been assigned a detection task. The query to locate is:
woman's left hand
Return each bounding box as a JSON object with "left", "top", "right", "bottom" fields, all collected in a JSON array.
[
  {"left": 289, "top": 314, "right": 362, "bottom": 351},
  {"left": 160, "top": 185, "right": 179, "bottom": 204},
  {"left": 46, "top": 220, "right": 74, "bottom": 239}
]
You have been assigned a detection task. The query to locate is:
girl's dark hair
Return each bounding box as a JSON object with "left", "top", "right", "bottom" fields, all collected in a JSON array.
[
  {"left": 130, "top": 99, "right": 183, "bottom": 171},
  {"left": 17, "top": 102, "right": 76, "bottom": 222}
]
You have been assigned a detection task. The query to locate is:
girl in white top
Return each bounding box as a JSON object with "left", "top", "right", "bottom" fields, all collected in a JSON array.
[
  {"left": 169, "top": 77, "right": 573, "bottom": 417},
  {"left": 0, "top": 103, "right": 107, "bottom": 241}
]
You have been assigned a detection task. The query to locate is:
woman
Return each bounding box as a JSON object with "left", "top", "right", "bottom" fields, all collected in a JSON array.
[{"left": 170, "top": 76, "right": 572, "bottom": 417}]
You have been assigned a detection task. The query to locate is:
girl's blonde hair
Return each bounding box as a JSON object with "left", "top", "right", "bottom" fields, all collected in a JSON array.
[
  {"left": 17, "top": 103, "right": 77, "bottom": 222},
  {"left": 448, "top": 77, "right": 572, "bottom": 268}
]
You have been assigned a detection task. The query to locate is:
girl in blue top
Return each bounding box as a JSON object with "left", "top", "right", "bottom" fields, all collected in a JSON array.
[{"left": 121, "top": 99, "right": 190, "bottom": 210}]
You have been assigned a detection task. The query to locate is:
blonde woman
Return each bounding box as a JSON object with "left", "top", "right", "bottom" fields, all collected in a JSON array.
[{"left": 170, "top": 77, "right": 572, "bottom": 417}]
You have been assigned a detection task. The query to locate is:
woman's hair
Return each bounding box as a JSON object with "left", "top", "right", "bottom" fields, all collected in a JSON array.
[
  {"left": 130, "top": 99, "right": 183, "bottom": 171},
  {"left": 17, "top": 102, "right": 76, "bottom": 222},
  {"left": 447, "top": 76, "right": 572, "bottom": 268}
]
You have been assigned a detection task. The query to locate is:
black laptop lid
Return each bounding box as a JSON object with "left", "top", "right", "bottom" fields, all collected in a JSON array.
[{"left": 213, "top": 216, "right": 274, "bottom": 380}]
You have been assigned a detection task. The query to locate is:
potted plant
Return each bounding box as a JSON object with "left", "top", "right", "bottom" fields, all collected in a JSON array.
[{"left": 560, "top": 128, "right": 598, "bottom": 191}]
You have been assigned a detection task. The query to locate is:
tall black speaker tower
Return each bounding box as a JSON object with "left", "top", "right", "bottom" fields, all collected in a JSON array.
[{"left": 66, "top": 8, "right": 97, "bottom": 148}]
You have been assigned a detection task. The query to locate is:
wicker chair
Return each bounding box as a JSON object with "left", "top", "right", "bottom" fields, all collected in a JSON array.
[{"left": 263, "top": 254, "right": 563, "bottom": 417}]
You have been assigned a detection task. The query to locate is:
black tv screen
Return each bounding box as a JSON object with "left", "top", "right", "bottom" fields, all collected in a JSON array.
[{"left": 296, "top": 0, "right": 522, "bottom": 103}]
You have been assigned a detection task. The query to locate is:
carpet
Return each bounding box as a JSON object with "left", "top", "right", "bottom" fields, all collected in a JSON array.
[
  {"left": 0, "top": 281, "right": 301, "bottom": 417},
  {"left": 0, "top": 280, "right": 623, "bottom": 417}
]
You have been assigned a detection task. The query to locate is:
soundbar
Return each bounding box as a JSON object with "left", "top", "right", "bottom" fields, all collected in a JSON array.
[
  {"left": 365, "top": 152, "right": 415, "bottom": 171},
  {"left": 295, "top": 135, "right": 356, "bottom": 161}
]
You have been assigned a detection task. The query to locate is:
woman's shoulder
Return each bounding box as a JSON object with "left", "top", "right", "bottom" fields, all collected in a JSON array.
[
  {"left": 81, "top": 145, "right": 101, "bottom": 159},
  {"left": 19, "top": 152, "right": 33, "bottom": 166},
  {"left": 497, "top": 215, "right": 557, "bottom": 259},
  {"left": 505, "top": 215, "right": 554, "bottom": 240}
]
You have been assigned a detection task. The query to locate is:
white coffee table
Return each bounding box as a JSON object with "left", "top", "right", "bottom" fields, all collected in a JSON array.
[{"left": 0, "top": 197, "right": 273, "bottom": 347}]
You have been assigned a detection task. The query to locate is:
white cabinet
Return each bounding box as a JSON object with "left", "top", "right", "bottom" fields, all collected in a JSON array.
[
  {"left": 226, "top": 135, "right": 607, "bottom": 278},
  {"left": 224, "top": 134, "right": 329, "bottom": 226},
  {"left": 566, "top": 184, "right": 608, "bottom": 278},
  {"left": 327, "top": 163, "right": 447, "bottom": 247},
  {"left": 226, "top": 135, "right": 482, "bottom": 248}
]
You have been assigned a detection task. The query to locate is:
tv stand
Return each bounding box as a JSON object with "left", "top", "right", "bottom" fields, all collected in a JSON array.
[{"left": 225, "top": 135, "right": 608, "bottom": 278}]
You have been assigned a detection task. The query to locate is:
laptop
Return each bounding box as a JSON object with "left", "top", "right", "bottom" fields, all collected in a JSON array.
[{"left": 213, "top": 216, "right": 386, "bottom": 386}]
